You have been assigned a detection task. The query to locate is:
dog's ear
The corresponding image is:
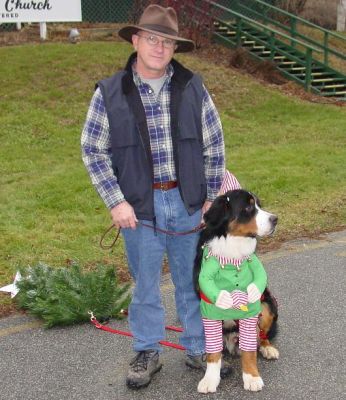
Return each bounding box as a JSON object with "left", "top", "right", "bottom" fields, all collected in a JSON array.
[{"left": 204, "top": 194, "right": 233, "bottom": 233}]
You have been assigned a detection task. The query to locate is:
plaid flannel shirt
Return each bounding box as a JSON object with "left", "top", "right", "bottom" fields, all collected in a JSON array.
[{"left": 81, "top": 62, "right": 225, "bottom": 210}]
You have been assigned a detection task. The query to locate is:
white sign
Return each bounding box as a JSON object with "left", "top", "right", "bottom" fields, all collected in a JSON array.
[{"left": 0, "top": 0, "right": 82, "bottom": 23}]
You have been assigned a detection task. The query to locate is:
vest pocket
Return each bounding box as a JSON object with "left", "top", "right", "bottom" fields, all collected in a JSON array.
[
  {"left": 177, "top": 126, "right": 206, "bottom": 209},
  {"left": 177, "top": 120, "right": 200, "bottom": 141},
  {"left": 110, "top": 120, "right": 142, "bottom": 182},
  {"left": 110, "top": 120, "right": 139, "bottom": 148}
]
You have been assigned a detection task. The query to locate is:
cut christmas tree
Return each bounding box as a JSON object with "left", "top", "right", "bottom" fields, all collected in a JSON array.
[{"left": 16, "top": 263, "right": 131, "bottom": 328}]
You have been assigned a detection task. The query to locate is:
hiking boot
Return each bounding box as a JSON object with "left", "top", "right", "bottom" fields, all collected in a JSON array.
[
  {"left": 126, "top": 350, "right": 162, "bottom": 389},
  {"left": 185, "top": 353, "right": 207, "bottom": 370},
  {"left": 185, "top": 354, "right": 233, "bottom": 379}
]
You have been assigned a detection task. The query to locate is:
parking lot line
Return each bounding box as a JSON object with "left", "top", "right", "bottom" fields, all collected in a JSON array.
[{"left": 0, "top": 320, "right": 42, "bottom": 338}]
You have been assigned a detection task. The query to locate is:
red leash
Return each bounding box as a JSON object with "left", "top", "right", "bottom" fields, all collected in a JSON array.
[{"left": 88, "top": 311, "right": 185, "bottom": 351}]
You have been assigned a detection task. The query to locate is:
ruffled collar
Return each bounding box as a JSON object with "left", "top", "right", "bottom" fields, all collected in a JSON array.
[
  {"left": 205, "top": 234, "right": 255, "bottom": 269},
  {"left": 207, "top": 249, "right": 248, "bottom": 269}
]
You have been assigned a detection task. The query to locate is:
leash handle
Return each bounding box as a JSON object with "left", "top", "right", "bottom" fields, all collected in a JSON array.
[{"left": 99, "top": 224, "right": 121, "bottom": 250}]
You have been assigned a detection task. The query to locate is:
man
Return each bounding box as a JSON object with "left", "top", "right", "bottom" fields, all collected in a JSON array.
[{"left": 81, "top": 4, "right": 225, "bottom": 389}]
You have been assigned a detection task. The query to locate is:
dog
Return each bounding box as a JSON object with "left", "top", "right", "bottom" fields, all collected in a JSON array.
[{"left": 193, "top": 189, "right": 279, "bottom": 393}]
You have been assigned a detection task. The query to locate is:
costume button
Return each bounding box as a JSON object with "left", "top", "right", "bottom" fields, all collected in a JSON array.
[{"left": 148, "top": 89, "right": 152, "bottom": 93}]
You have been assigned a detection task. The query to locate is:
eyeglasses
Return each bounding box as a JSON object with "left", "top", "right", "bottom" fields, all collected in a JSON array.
[{"left": 136, "top": 33, "right": 176, "bottom": 49}]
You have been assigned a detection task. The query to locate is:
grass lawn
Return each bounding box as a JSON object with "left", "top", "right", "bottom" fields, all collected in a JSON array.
[{"left": 0, "top": 42, "right": 345, "bottom": 313}]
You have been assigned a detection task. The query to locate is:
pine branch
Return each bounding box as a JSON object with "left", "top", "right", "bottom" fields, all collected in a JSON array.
[{"left": 16, "top": 263, "right": 131, "bottom": 328}]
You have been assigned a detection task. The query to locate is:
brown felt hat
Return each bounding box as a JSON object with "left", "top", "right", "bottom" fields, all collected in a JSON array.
[{"left": 118, "top": 4, "right": 195, "bottom": 53}]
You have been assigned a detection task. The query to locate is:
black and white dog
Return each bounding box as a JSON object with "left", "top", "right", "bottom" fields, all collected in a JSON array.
[{"left": 194, "top": 189, "right": 279, "bottom": 393}]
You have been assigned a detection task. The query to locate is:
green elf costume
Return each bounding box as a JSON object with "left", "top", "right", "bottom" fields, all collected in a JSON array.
[{"left": 199, "top": 246, "right": 267, "bottom": 353}]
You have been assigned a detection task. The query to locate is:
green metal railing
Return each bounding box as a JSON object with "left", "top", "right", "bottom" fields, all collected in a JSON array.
[
  {"left": 230, "top": 0, "right": 346, "bottom": 67},
  {"left": 194, "top": 0, "right": 322, "bottom": 92}
]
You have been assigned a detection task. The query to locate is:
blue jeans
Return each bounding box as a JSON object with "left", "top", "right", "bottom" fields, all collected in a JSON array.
[{"left": 121, "top": 187, "right": 205, "bottom": 355}]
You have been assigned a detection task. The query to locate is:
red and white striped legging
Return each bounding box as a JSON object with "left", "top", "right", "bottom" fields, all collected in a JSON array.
[{"left": 202, "top": 316, "right": 259, "bottom": 353}]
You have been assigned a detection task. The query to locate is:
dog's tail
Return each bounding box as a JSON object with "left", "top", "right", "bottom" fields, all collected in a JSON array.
[
  {"left": 262, "top": 288, "right": 279, "bottom": 340},
  {"left": 193, "top": 232, "right": 205, "bottom": 295},
  {"left": 193, "top": 226, "right": 216, "bottom": 295}
]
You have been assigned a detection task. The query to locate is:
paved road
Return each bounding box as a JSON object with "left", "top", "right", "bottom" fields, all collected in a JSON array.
[{"left": 1, "top": 230, "right": 345, "bottom": 400}]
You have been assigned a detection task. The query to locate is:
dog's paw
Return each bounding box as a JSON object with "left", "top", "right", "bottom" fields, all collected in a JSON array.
[
  {"left": 259, "top": 345, "right": 279, "bottom": 360},
  {"left": 197, "top": 375, "right": 221, "bottom": 393},
  {"left": 243, "top": 373, "right": 264, "bottom": 391}
]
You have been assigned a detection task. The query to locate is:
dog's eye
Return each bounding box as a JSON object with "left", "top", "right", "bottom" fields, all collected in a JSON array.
[{"left": 245, "top": 205, "right": 254, "bottom": 213}]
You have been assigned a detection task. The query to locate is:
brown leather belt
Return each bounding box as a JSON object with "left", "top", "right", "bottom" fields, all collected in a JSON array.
[{"left": 152, "top": 181, "right": 178, "bottom": 191}]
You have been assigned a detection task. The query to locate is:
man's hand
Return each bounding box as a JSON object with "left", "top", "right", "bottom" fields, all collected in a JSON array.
[
  {"left": 201, "top": 200, "right": 213, "bottom": 222},
  {"left": 110, "top": 201, "right": 138, "bottom": 230}
]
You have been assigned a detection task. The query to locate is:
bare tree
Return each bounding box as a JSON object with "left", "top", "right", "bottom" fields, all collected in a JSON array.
[{"left": 278, "top": 0, "right": 308, "bottom": 15}]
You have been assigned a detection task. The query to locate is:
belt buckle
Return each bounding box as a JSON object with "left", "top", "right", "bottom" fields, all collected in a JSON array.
[{"left": 160, "top": 182, "right": 167, "bottom": 190}]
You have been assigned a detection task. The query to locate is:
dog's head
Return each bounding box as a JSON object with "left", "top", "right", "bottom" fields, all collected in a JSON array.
[{"left": 204, "top": 189, "right": 278, "bottom": 239}]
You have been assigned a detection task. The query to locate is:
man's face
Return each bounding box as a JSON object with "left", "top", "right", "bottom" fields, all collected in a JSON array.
[{"left": 132, "top": 31, "right": 176, "bottom": 78}]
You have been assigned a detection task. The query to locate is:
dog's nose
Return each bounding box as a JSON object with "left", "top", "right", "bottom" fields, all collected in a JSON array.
[{"left": 270, "top": 215, "right": 278, "bottom": 226}]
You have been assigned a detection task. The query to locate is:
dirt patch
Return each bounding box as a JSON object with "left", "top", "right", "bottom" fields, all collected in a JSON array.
[
  {"left": 229, "top": 48, "right": 288, "bottom": 85},
  {"left": 193, "top": 43, "right": 234, "bottom": 68},
  {"left": 195, "top": 44, "right": 345, "bottom": 106},
  {"left": 116, "top": 266, "right": 132, "bottom": 284},
  {"left": 279, "top": 81, "right": 346, "bottom": 106},
  {"left": 194, "top": 44, "right": 287, "bottom": 86},
  {"left": 0, "top": 301, "right": 21, "bottom": 318}
]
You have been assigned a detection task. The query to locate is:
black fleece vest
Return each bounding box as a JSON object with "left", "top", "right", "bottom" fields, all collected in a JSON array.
[{"left": 97, "top": 53, "right": 206, "bottom": 221}]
